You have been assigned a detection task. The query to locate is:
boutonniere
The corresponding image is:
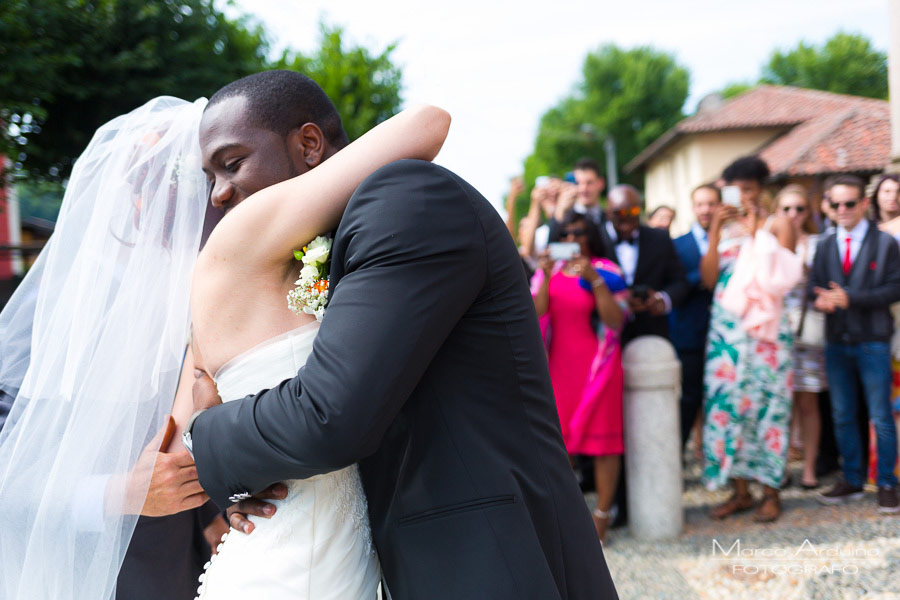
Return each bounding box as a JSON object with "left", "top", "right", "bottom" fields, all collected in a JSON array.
[
  {"left": 870, "top": 261, "right": 877, "bottom": 271},
  {"left": 287, "top": 235, "right": 332, "bottom": 321}
]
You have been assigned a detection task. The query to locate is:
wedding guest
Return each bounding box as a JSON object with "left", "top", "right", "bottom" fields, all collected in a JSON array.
[
  {"left": 701, "top": 156, "right": 799, "bottom": 523},
  {"left": 532, "top": 176, "right": 563, "bottom": 255},
  {"left": 647, "top": 205, "right": 676, "bottom": 232},
  {"left": 548, "top": 158, "right": 607, "bottom": 239},
  {"left": 813, "top": 175, "right": 900, "bottom": 513},
  {"left": 777, "top": 185, "right": 826, "bottom": 489},
  {"left": 670, "top": 184, "right": 719, "bottom": 450},
  {"left": 504, "top": 176, "right": 526, "bottom": 241},
  {"left": 532, "top": 212, "right": 625, "bottom": 543},
  {"left": 604, "top": 185, "right": 688, "bottom": 345},
  {"left": 871, "top": 173, "right": 900, "bottom": 225}
]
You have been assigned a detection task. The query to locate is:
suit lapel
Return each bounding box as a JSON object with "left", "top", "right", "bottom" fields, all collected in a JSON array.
[{"left": 633, "top": 226, "right": 650, "bottom": 284}]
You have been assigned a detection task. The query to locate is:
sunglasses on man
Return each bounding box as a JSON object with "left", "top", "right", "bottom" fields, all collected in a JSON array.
[
  {"left": 612, "top": 206, "right": 641, "bottom": 219},
  {"left": 829, "top": 200, "right": 860, "bottom": 211}
]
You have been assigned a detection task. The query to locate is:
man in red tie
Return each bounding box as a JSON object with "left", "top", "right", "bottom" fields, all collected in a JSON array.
[{"left": 812, "top": 175, "right": 900, "bottom": 514}]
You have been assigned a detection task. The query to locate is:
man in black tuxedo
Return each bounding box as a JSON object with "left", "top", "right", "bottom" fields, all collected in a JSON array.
[
  {"left": 603, "top": 185, "right": 689, "bottom": 345},
  {"left": 187, "top": 72, "right": 618, "bottom": 599}
]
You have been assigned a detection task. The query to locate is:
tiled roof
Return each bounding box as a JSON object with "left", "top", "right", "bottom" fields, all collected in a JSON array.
[{"left": 625, "top": 85, "right": 890, "bottom": 176}]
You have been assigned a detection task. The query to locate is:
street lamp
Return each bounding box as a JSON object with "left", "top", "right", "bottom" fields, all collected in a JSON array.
[{"left": 579, "top": 124, "right": 618, "bottom": 188}]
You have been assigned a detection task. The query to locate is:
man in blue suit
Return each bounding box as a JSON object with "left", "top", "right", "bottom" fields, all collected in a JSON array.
[{"left": 670, "top": 184, "right": 720, "bottom": 449}]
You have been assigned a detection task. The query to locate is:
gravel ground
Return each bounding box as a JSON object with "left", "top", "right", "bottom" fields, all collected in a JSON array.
[{"left": 588, "top": 456, "right": 900, "bottom": 599}]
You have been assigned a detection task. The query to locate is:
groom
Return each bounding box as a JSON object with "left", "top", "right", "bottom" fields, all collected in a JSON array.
[{"left": 187, "top": 71, "right": 618, "bottom": 599}]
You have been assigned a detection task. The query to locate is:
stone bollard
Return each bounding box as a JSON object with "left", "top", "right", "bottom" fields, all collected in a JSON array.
[{"left": 622, "top": 335, "right": 683, "bottom": 540}]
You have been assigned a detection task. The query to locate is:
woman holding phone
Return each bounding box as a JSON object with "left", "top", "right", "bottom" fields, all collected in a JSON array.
[
  {"left": 701, "top": 157, "right": 799, "bottom": 523},
  {"left": 531, "top": 211, "right": 626, "bottom": 543}
]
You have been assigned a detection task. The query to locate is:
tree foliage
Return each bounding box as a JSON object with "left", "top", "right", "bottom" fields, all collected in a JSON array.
[
  {"left": 718, "top": 31, "right": 887, "bottom": 102},
  {"left": 520, "top": 44, "right": 689, "bottom": 217},
  {"left": 761, "top": 32, "right": 887, "bottom": 99},
  {"left": 274, "top": 24, "right": 402, "bottom": 142},
  {"left": 1, "top": 4, "right": 405, "bottom": 187},
  {"left": 0, "top": 0, "right": 271, "bottom": 181}
]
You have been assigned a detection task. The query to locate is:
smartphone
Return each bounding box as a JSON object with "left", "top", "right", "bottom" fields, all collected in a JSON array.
[
  {"left": 631, "top": 284, "right": 650, "bottom": 300},
  {"left": 534, "top": 175, "right": 551, "bottom": 189},
  {"left": 547, "top": 242, "right": 580, "bottom": 262},
  {"left": 722, "top": 185, "right": 741, "bottom": 208}
]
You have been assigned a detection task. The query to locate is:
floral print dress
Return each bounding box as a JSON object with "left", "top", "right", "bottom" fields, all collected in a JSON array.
[{"left": 702, "top": 221, "right": 794, "bottom": 489}]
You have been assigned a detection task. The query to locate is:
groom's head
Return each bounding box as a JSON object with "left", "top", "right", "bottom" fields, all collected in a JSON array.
[{"left": 200, "top": 70, "right": 348, "bottom": 212}]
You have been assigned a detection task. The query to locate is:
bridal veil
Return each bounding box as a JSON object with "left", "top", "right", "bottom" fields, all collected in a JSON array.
[{"left": 0, "top": 96, "right": 209, "bottom": 599}]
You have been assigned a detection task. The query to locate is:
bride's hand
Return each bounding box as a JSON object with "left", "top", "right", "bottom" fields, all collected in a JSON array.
[
  {"left": 226, "top": 482, "right": 289, "bottom": 534},
  {"left": 192, "top": 370, "right": 223, "bottom": 412}
]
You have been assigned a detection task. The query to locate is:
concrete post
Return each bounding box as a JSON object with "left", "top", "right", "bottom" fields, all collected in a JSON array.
[{"left": 622, "top": 335, "right": 683, "bottom": 540}]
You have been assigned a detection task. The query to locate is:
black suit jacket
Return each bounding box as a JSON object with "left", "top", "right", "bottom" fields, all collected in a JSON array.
[
  {"left": 606, "top": 225, "right": 689, "bottom": 344},
  {"left": 192, "top": 160, "right": 618, "bottom": 599},
  {"left": 810, "top": 223, "right": 900, "bottom": 344}
]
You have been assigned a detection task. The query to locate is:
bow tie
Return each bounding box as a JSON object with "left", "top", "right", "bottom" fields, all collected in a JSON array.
[{"left": 617, "top": 237, "right": 636, "bottom": 246}]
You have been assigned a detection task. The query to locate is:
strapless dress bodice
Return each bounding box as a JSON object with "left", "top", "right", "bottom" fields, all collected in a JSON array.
[
  {"left": 214, "top": 321, "right": 319, "bottom": 402},
  {"left": 197, "top": 321, "right": 380, "bottom": 600}
]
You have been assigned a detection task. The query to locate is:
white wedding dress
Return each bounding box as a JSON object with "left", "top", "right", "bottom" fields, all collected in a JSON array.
[{"left": 196, "top": 322, "right": 382, "bottom": 599}]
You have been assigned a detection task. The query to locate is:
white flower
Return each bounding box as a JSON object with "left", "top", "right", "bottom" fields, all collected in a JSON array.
[
  {"left": 302, "top": 236, "right": 331, "bottom": 266},
  {"left": 298, "top": 264, "right": 319, "bottom": 283}
]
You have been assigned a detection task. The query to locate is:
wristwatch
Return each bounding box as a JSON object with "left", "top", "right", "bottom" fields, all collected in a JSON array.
[{"left": 181, "top": 409, "right": 207, "bottom": 459}]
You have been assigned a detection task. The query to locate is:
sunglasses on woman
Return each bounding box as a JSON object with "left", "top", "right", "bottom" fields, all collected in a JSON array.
[{"left": 780, "top": 205, "right": 806, "bottom": 214}]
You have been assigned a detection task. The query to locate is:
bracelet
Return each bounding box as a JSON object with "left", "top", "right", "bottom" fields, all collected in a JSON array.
[{"left": 591, "top": 278, "right": 606, "bottom": 289}]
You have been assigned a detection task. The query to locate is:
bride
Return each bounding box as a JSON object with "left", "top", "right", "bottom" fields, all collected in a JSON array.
[{"left": 0, "top": 84, "right": 449, "bottom": 597}]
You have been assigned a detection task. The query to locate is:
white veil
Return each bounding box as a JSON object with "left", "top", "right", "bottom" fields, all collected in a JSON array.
[{"left": 0, "top": 96, "right": 209, "bottom": 599}]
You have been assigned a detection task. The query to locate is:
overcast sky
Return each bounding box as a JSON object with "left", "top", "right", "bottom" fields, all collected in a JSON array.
[{"left": 227, "top": 0, "right": 890, "bottom": 209}]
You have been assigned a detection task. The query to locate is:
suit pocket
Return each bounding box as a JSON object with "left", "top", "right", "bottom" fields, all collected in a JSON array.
[{"left": 398, "top": 494, "right": 515, "bottom": 527}]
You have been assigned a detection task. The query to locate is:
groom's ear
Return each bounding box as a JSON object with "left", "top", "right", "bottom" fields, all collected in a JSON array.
[{"left": 287, "top": 123, "right": 328, "bottom": 172}]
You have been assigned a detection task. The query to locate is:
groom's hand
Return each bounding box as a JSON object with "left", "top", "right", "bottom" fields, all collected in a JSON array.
[
  {"left": 226, "top": 483, "right": 288, "bottom": 534},
  {"left": 119, "top": 416, "right": 209, "bottom": 516},
  {"left": 192, "top": 370, "right": 223, "bottom": 412}
]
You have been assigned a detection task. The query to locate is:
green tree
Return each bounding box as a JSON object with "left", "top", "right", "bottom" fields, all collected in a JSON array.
[
  {"left": 0, "top": 0, "right": 270, "bottom": 181},
  {"left": 520, "top": 44, "right": 689, "bottom": 219},
  {"left": 760, "top": 31, "right": 887, "bottom": 99},
  {"left": 274, "top": 23, "right": 402, "bottom": 141}
]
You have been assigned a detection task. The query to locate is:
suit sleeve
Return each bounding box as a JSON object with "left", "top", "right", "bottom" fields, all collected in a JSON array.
[
  {"left": 846, "top": 236, "right": 900, "bottom": 308},
  {"left": 191, "top": 161, "right": 486, "bottom": 507},
  {"left": 660, "top": 233, "right": 689, "bottom": 307},
  {"left": 809, "top": 237, "right": 828, "bottom": 300}
]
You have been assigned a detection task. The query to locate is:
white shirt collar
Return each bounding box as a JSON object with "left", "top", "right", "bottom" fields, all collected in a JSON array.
[
  {"left": 837, "top": 219, "right": 869, "bottom": 242},
  {"left": 606, "top": 220, "right": 639, "bottom": 245}
]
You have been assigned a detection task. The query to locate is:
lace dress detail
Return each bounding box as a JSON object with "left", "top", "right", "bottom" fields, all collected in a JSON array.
[{"left": 195, "top": 322, "right": 380, "bottom": 599}]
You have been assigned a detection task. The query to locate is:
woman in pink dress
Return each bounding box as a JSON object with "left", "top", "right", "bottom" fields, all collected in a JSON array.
[{"left": 532, "top": 212, "right": 626, "bottom": 543}]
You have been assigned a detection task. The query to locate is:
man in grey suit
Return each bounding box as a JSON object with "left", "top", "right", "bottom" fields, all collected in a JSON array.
[{"left": 812, "top": 175, "right": 900, "bottom": 514}]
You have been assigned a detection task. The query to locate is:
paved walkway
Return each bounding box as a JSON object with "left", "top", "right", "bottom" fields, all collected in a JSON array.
[{"left": 595, "top": 459, "right": 900, "bottom": 599}]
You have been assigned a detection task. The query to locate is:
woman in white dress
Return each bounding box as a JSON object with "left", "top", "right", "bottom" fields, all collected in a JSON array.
[
  {"left": 185, "top": 78, "right": 450, "bottom": 597},
  {"left": 0, "top": 86, "right": 449, "bottom": 598}
]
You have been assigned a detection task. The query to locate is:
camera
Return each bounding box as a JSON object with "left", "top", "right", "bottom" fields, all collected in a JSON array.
[
  {"left": 722, "top": 185, "right": 741, "bottom": 208},
  {"left": 547, "top": 242, "right": 580, "bottom": 262},
  {"left": 631, "top": 284, "right": 650, "bottom": 300}
]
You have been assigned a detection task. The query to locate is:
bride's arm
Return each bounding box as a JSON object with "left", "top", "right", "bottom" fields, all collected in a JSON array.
[{"left": 200, "top": 105, "right": 451, "bottom": 271}]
